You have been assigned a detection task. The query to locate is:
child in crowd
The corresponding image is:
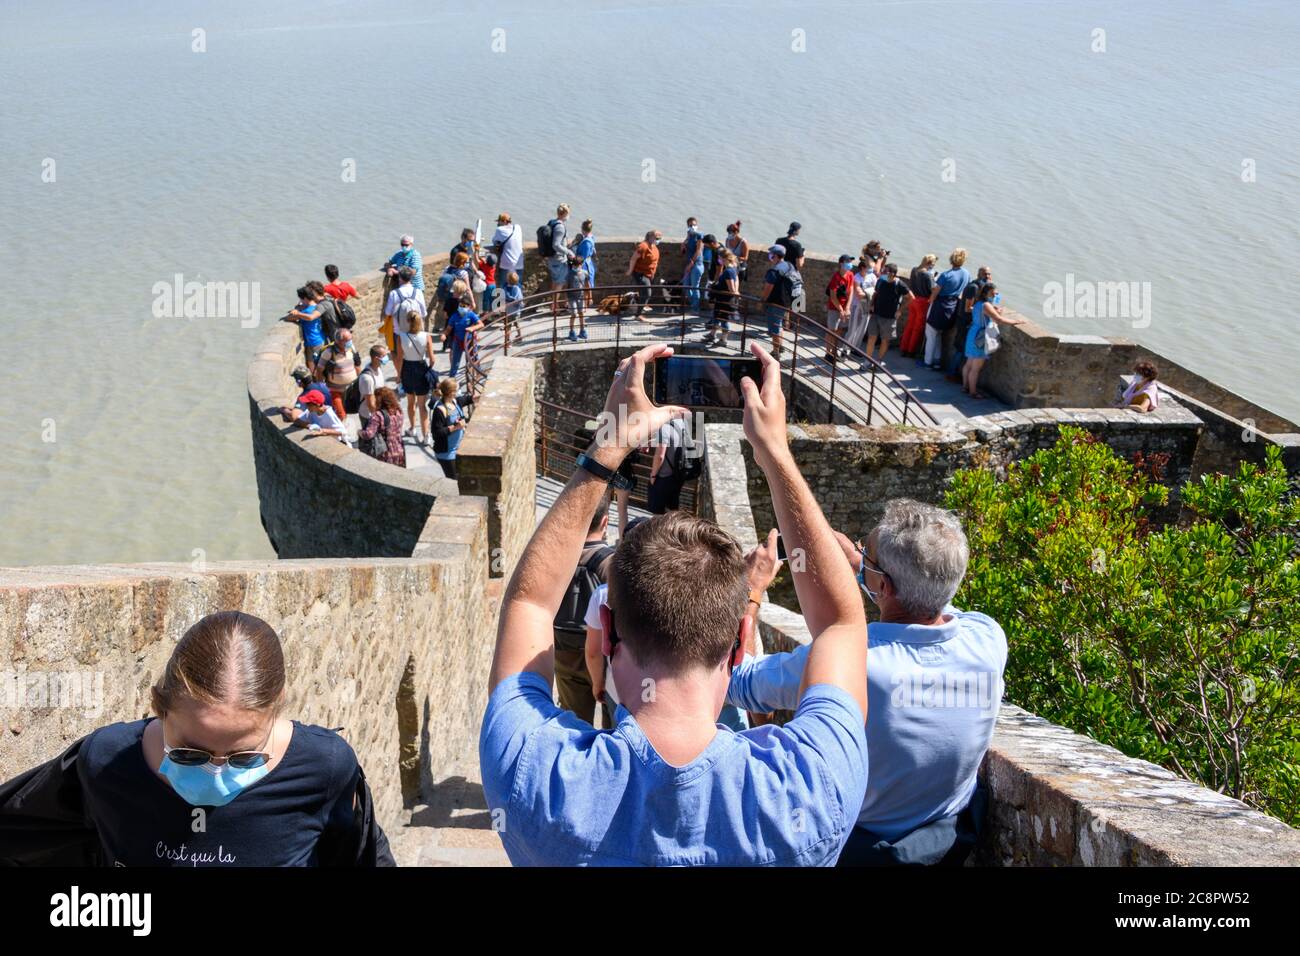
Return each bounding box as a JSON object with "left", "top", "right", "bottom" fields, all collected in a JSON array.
[
  {"left": 565, "top": 253, "right": 588, "bottom": 341},
  {"left": 479, "top": 252, "right": 498, "bottom": 314},
  {"left": 502, "top": 271, "right": 524, "bottom": 343}
]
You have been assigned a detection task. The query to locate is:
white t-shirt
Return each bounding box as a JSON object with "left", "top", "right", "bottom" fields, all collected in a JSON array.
[
  {"left": 492, "top": 223, "right": 524, "bottom": 275},
  {"left": 301, "top": 406, "right": 350, "bottom": 444},
  {"left": 582, "top": 584, "right": 619, "bottom": 707},
  {"left": 400, "top": 331, "right": 430, "bottom": 361},
  {"left": 357, "top": 365, "right": 382, "bottom": 419}
]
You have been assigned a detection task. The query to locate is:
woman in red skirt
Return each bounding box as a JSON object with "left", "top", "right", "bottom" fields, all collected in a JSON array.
[{"left": 901, "top": 254, "right": 937, "bottom": 357}]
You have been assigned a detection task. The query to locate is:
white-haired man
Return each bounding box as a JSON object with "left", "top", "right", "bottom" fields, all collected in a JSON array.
[
  {"left": 729, "top": 498, "right": 1007, "bottom": 866},
  {"left": 383, "top": 235, "right": 424, "bottom": 293}
]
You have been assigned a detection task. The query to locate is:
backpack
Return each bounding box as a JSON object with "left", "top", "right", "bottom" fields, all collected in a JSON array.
[
  {"left": 665, "top": 420, "right": 703, "bottom": 481},
  {"left": 360, "top": 410, "right": 388, "bottom": 458},
  {"left": 553, "top": 544, "right": 615, "bottom": 634},
  {"left": 342, "top": 375, "right": 363, "bottom": 415},
  {"left": 334, "top": 297, "right": 357, "bottom": 330},
  {"left": 394, "top": 285, "right": 422, "bottom": 327},
  {"left": 536, "top": 220, "right": 557, "bottom": 258},
  {"left": 434, "top": 269, "right": 458, "bottom": 303},
  {"left": 781, "top": 266, "right": 805, "bottom": 308}
]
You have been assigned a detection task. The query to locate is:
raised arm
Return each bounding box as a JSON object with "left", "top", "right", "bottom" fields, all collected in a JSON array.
[
  {"left": 488, "top": 344, "right": 688, "bottom": 692},
  {"left": 738, "top": 343, "right": 868, "bottom": 717}
]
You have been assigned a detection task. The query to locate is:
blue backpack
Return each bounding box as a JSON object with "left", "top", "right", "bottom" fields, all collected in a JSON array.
[{"left": 435, "top": 268, "right": 459, "bottom": 303}]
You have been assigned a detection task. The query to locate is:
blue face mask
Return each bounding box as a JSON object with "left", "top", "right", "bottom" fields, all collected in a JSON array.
[
  {"left": 160, "top": 740, "right": 271, "bottom": 807},
  {"left": 380, "top": 354, "right": 392, "bottom": 365}
]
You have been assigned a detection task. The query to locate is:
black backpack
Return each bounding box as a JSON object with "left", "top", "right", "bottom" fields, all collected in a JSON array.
[
  {"left": 667, "top": 422, "right": 703, "bottom": 481},
  {"left": 779, "top": 266, "right": 805, "bottom": 308},
  {"left": 553, "top": 544, "right": 615, "bottom": 634},
  {"left": 335, "top": 297, "right": 357, "bottom": 330},
  {"left": 536, "top": 220, "right": 557, "bottom": 258},
  {"left": 343, "top": 379, "right": 362, "bottom": 415}
]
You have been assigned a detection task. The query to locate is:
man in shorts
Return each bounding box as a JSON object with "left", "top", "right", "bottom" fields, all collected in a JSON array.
[{"left": 865, "top": 263, "right": 913, "bottom": 365}]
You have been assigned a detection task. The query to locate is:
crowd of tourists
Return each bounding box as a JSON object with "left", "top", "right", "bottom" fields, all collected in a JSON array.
[{"left": 0, "top": 337, "right": 1010, "bottom": 868}]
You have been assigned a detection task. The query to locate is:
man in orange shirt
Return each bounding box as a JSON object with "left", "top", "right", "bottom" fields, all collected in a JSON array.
[{"left": 625, "top": 229, "right": 662, "bottom": 320}]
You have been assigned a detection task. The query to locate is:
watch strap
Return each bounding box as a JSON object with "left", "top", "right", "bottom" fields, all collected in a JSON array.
[{"left": 576, "top": 452, "right": 633, "bottom": 491}]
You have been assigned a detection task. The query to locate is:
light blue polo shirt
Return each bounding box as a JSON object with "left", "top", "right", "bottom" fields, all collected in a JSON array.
[
  {"left": 728, "top": 606, "right": 1006, "bottom": 842},
  {"left": 934, "top": 266, "right": 971, "bottom": 299},
  {"left": 479, "top": 672, "right": 867, "bottom": 866}
]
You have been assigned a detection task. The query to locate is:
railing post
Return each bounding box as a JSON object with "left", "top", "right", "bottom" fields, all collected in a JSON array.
[
  {"left": 679, "top": 286, "right": 687, "bottom": 347},
  {"left": 540, "top": 415, "right": 550, "bottom": 476},
  {"left": 902, "top": 393, "right": 910, "bottom": 425},
  {"left": 866, "top": 367, "right": 876, "bottom": 425},
  {"left": 740, "top": 304, "right": 749, "bottom": 352},
  {"left": 551, "top": 306, "right": 558, "bottom": 356},
  {"left": 787, "top": 309, "right": 799, "bottom": 403},
  {"left": 614, "top": 305, "right": 622, "bottom": 363},
  {"left": 827, "top": 359, "right": 838, "bottom": 424}
]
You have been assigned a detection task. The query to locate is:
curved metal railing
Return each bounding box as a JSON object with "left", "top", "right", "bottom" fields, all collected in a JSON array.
[
  {"left": 534, "top": 396, "right": 700, "bottom": 514},
  {"left": 434, "top": 281, "right": 939, "bottom": 427}
]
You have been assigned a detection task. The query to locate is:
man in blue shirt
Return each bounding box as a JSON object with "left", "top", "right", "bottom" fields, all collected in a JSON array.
[
  {"left": 383, "top": 234, "right": 424, "bottom": 292},
  {"left": 680, "top": 217, "right": 705, "bottom": 314},
  {"left": 479, "top": 342, "right": 869, "bottom": 866},
  {"left": 728, "top": 498, "right": 1007, "bottom": 866}
]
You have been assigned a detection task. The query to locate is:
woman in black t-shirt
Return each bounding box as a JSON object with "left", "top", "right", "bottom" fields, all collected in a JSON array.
[{"left": 0, "top": 611, "right": 392, "bottom": 866}]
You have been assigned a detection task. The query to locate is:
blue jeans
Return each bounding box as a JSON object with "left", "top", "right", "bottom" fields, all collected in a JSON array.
[
  {"left": 682, "top": 260, "right": 705, "bottom": 311},
  {"left": 449, "top": 342, "right": 465, "bottom": 378}
]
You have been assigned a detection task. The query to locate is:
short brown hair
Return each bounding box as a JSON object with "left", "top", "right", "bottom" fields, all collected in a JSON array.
[
  {"left": 606, "top": 512, "right": 747, "bottom": 673},
  {"left": 151, "top": 611, "right": 285, "bottom": 716},
  {"left": 1135, "top": 360, "right": 1158, "bottom": 381},
  {"left": 588, "top": 490, "right": 612, "bottom": 535}
]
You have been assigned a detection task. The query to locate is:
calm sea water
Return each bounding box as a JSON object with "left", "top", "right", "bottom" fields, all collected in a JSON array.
[{"left": 2, "top": 0, "right": 1297, "bottom": 567}]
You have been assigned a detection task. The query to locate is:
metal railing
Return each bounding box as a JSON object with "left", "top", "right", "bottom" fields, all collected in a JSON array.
[
  {"left": 438, "top": 281, "right": 938, "bottom": 427},
  {"left": 534, "top": 396, "right": 700, "bottom": 514}
]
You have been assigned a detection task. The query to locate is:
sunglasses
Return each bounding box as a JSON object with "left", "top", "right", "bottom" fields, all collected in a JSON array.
[{"left": 163, "top": 724, "right": 275, "bottom": 769}]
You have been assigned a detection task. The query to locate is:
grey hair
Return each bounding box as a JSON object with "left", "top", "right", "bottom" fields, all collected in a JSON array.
[{"left": 873, "top": 499, "right": 969, "bottom": 618}]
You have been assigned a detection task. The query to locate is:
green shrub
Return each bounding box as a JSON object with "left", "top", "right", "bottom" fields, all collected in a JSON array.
[{"left": 945, "top": 426, "right": 1300, "bottom": 824}]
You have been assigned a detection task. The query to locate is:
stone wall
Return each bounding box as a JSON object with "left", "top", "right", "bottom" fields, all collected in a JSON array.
[
  {"left": 0, "top": 494, "right": 494, "bottom": 837},
  {"left": 698, "top": 453, "right": 1300, "bottom": 866},
  {"left": 981, "top": 313, "right": 1300, "bottom": 480},
  {"left": 716, "top": 401, "right": 1203, "bottom": 550},
  {"left": 457, "top": 357, "right": 537, "bottom": 580}
]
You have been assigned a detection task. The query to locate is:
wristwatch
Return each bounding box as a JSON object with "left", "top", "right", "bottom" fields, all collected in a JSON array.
[{"left": 576, "top": 452, "right": 634, "bottom": 491}]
